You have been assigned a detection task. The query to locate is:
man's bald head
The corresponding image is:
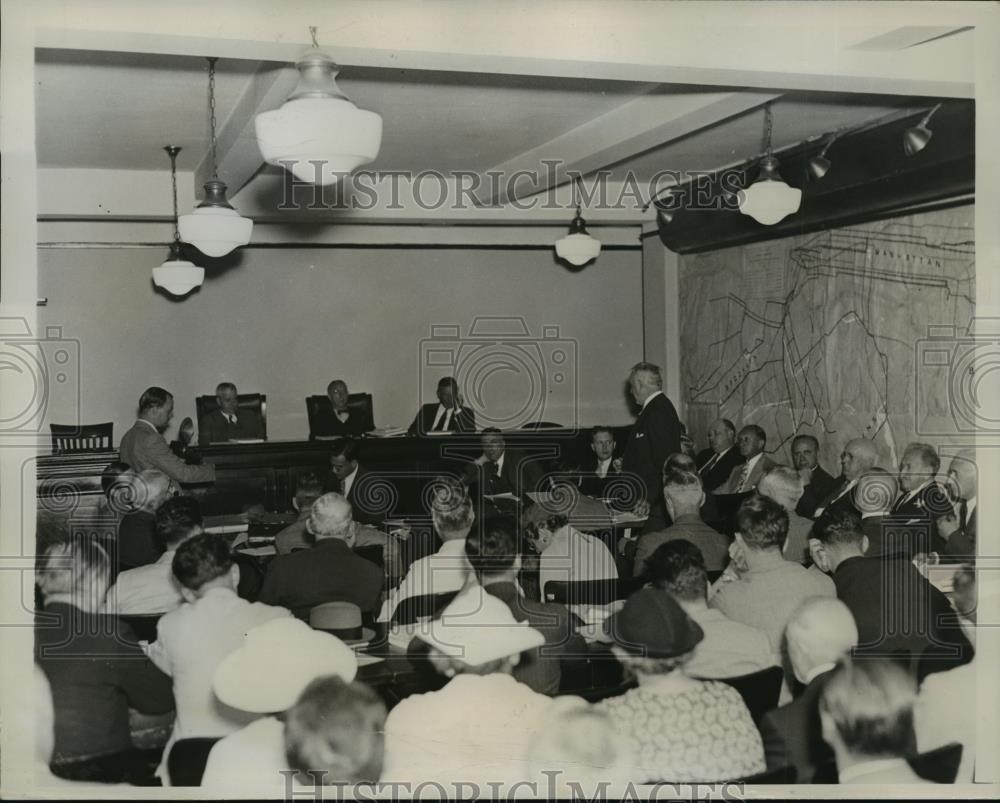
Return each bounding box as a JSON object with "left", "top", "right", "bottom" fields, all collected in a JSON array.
[
  {"left": 948, "top": 449, "right": 978, "bottom": 501},
  {"left": 840, "top": 439, "right": 878, "bottom": 481},
  {"left": 786, "top": 596, "right": 859, "bottom": 685}
]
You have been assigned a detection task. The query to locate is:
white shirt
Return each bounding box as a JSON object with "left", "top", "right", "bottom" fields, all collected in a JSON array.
[
  {"left": 147, "top": 587, "right": 291, "bottom": 781},
  {"left": 596, "top": 457, "right": 613, "bottom": 479},
  {"left": 898, "top": 479, "right": 932, "bottom": 507},
  {"left": 431, "top": 404, "right": 461, "bottom": 431},
  {"left": 381, "top": 674, "right": 557, "bottom": 791},
  {"left": 222, "top": 411, "right": 238, "bottom": 424},
  {"left": 738, "top": 453, "right": 765, "bottom": 490},
  {"left": 914, "top": 658, "right": 976, "bottom": 783},
  {"left": 342, "top": 465, "right": 358, "bottom": 498},
  {"left": 201, "top": 716, "right": 289, "bottom": 792},
  {"left": 538, "top": 527, "right": 617, "bottom": 602},
  {"left": 492, "top": 451, "right": 505, "bottom": 479},
  {"left": 335, "top": 409, "right": 350, "bottom": 423},
  {"left": 377, "top": 538, "right": 470, "bottom": 622},
  {"left": 641, "top": 390, "right": 664, "bottom": 411},
  {"left": 838, "top": 757, "right": 930, "bottom": 784},
  {"left": 107, "top": 550, "right": 183, "bottom": 615},
  {"left": 802, "top": 662, "right": 835, "bottom": 685}
]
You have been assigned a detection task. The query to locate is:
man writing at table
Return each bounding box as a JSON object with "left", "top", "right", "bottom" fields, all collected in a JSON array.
[{"left": 198, "top": 382, "right": 264, "bottom": 445}]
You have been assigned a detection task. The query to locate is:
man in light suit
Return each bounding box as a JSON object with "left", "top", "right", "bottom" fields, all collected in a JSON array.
[
  {"left": 198, "top": 382, "right": 264, "bottom": 445},
  {"left": 619, "top": 361, "right": 681, "bottom": 531},
  {"left": 120, "top": 387, "right": 215, "bottom": 485},
  {"left": 407, "top": 377, "right": 476, "bottom": 435},
  {"left": 792, "top": 434, "right": 839, "bottom": 519},
  {"left": 718, "top": 425, "right": 775, "bottom": 495},
  {"left": 695, "top": 419, "right": 744, "bottom": 493}
]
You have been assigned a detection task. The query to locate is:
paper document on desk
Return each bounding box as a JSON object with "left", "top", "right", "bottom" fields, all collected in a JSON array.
[
  {"left": 368, "top": 427, "right": 409, "bottom": 438},
  {"left": 237, "top": 545, "right": 276, "bottom": 557},
  {"left": 484, "top": 493, "right": 520, "bottom": 502},
  {"left": 609, "top": 509, "right": 646, "bottom": 524},
  {"left": 227, "top": 438, "right": 266, "bottom": 444}
]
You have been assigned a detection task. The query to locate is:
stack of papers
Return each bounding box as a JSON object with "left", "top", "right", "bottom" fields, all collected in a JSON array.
[{"left": 368, "top": 426, "right": 409, "bottom": 438}]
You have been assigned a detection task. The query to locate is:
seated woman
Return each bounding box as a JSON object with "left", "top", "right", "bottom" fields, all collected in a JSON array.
[{"left": 596, "top": 587, "right": 766, "bottom": 783}]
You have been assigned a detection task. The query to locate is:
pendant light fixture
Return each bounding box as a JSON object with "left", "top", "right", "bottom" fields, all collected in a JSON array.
[
  {"left": 153, "top": 146, "right": 205, "bottom": 298},
  {"left": 178, "top": 58, "right": 253, "bottom": 257},
  {"left": 554, "top": 178, "right": 601, "bottom": 266},
  {"left": 737, "top": 104, "right": 802, "bottom": 226},
  {"left": 255, "top": 27, "right": 383, "bottom": 186}
]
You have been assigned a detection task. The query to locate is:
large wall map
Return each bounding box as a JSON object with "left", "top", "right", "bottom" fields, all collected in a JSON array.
[{"left": 679, "top": 205, "right": 975, "bottom": 471}]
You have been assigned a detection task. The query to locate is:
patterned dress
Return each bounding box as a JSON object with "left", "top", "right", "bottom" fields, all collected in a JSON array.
[{"left": 596, "top": 680, "right": 765, "bottom": 783}]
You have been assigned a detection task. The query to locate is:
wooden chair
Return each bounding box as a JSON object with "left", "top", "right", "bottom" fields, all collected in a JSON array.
[
  {"left": 194, "top": 393, "right": 267, "bottom": 439},
  {"left": 50, "top": 422, "right": 113, "bottom": 454},
  {"left": 542, "top": 576, "right": 644, "bottom": 606},
  {"left": 167, "top": 737, "right": 222, "bottom": 786},
  {"left": 389, "top": 590, "right": 461, "bottom": 625},
  {"left": 305, "top": 393, "right": 375, "bottom": 438}
]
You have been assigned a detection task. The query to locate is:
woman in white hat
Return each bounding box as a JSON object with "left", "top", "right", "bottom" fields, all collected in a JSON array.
[{"left": 380, "top": 587, "right": 580, "bottom": 795}]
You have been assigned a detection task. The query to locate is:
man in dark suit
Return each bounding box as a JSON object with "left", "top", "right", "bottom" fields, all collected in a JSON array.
[
  {"left": 811, "top": 439, "right": 879, "bottom": 521},
  {"left": 695, "top": 419, "right": 744, "bottom": 493},
  {"left": 939, "top": 449, "right": 977, "bottom": 559},
  {"left": 464, "top": 517, "right": 586, "bottom": 695},
  {"left": 258, "top": 493, "right": 384, "bottom": 619},
  {"left": 311, "top": 379, "right": 373, "bottom": 438},
  {"left": 325, "top": 438, "right": 385, "bottom": 526},
  {"left": 619, "top": 361, "right": 681, "bottom": 531},
  {"left": 463, "top": 428, "right": 544, "bottom": 499},
  {"left": 197, "top": 382, "right": 264, "bottom": 445},
  {"left": 575, "top": 426, "right": 619, "bottom": 497},
  {"left": 759, "top": 596, "right": 858, "bottom": 781},
  {"left": 119, "top": 387, "right": 216, "bottom": 485},
  {"left": 809, "top": 509, "right": 970, "bottom": 664},
  {"left": 892, "top": 442, "right": 951, "bottom": 554},
  {"left": 792, "top": 434, "right": 839, "bottom": 519},
  {"left": 407, "top": 376, "right": 476, "bottom": 435},
  {"left": 852, "top": 468, "right": 901, "bottom": 557}
]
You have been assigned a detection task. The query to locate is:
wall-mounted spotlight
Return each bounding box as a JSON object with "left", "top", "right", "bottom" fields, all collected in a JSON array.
[
  {"left": 808, "top": 136, "right": 837, "bottom": 180},
  {"left": 903, "top": 103, "right": 942, "bottom": 157}
]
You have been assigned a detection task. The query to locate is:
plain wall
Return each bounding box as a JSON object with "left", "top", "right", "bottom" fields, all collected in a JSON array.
[{"left": 37, "top": 245, "right": 644, "bottom": 444}]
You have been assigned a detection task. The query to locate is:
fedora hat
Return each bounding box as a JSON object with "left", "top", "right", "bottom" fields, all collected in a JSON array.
[
  {"left": 417, "top": 587, "right": 544, "bottom": 666},
  {"left": 606, "top": 587, "right": 703, "bottom": 659},
  {"left": 213, "top": 618, "right": 357, "bottom": 714},
  {"left": 309, "top": 601, "right": 375, "bottom": 644}
]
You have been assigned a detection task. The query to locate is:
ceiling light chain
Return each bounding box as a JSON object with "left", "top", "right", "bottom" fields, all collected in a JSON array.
[
  {"left": 310, "top": 25, "right": 320, "bottom": 49},
  {"left": 763, "top": 104, "right": 774, "bottom": 157},
  {"left": 166, "top": 145, "right": 181, "bottom": 243},
  {"left": 208, "top": 57, "right": 219, "bottom": 181}
]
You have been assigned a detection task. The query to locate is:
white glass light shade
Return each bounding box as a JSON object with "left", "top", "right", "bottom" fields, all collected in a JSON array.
[
  {"left": 153, "top": 259, "right": 204, "bottom": 297},
  {"left": 256, "top": 97, "right": 383, "bottom": 186},
  {"left": 178, "top": 206, "right": 254, "bottom": 257},
  {"left": 737, "top": 157, "right": 802, "bottom": 226},
  {"left": 555, "top": 233, "right": 602, "bottom": 266}
]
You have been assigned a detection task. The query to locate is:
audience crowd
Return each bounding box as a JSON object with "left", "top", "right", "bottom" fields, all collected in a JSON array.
[{"left": 33, "top": 383, "right": 982, "bottom": 793}]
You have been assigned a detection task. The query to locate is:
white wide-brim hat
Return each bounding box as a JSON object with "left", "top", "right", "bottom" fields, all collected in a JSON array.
[
  {"left": 214, "top": 617, "right": 358, "bottom": 713},
  {"left": 416, "top": 587, "right": 544, "bottom": 666}
]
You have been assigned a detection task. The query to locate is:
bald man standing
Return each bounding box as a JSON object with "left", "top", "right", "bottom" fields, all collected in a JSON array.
[
  {"left": 812, "top": 439, "right": 879, "bottom": 520},
  {"left": 759, "top": 597, "right": 859, "bottom": 781}
]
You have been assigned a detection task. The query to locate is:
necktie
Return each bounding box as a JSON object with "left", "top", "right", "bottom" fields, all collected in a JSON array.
[
  {"left": 737, "top": 462, "right": 751, "bottom": 492},
  {"left": 959, "top": 499, "right": 968, "bottom": 529},
  {"left": 700, "top": 452, "right": 720, "bottom": 475},
  {"left": 226, "top": 413, "right": 237, "bottom": 426},
  {"left": 435, "top": 409, "right": 452, "bottom": 432}
]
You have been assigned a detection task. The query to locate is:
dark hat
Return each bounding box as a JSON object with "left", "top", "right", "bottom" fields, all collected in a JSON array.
[{"left": 606, "top": 587, "right": 704, "bottom": 658}]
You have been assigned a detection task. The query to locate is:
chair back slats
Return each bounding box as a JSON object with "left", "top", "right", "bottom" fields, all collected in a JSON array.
[{"left": 50, "top": 423, "right": 113, "bottom": 454}]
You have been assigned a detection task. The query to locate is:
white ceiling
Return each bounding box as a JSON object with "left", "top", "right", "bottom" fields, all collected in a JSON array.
[{"left": 31, "top": 6, "right": 976, "bottom": 223}]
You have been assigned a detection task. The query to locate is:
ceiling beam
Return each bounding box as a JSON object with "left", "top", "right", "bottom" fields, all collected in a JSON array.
[
  {"left": 28, "top": 1, "right": 978, "bottom": 98},
  {"left": 481, "top": 90, "right": 782, "bottom": 206},
  {"left": 193, "top": 64, "right": 300, "bottom": 198}
]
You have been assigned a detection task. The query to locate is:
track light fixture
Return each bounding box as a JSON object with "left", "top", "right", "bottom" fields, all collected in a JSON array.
[{"left": 903, "top": 104, "right": 942, "bottom": 157}]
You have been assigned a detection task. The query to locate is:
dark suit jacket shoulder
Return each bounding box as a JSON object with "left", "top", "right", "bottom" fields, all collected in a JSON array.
[
  {"left": 311, "top": 409, "right": 370, "bottom": 438},
  {"left": 759, "top": 671, "right": 832, "bottom": 780},
  {"left": 407, "top": 403, "right": 476, "bottom": 436},
  {"left": 697, "top": 446, "right": 744, "bottom": 493},
  {"left": 621, "top": 393, "right": 681, "bottom": 507},
  {"left": 796, "top": 465, "right": 838, "bottom": 519},
  {"left": 258, "top": 538, "right": 384, "bottom": 618},
  {"left": 463, "top": 450, "right": 544, "bottom": 497}
]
